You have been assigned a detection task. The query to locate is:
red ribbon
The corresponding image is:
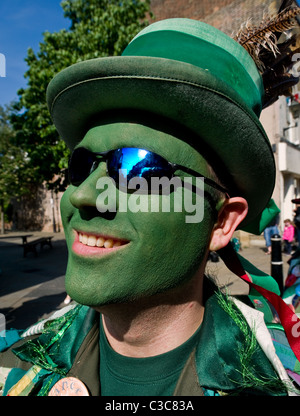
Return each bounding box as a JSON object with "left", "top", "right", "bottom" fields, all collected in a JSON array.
[{"left": 218, "top": 244, "right": 300, "bottom": 363}]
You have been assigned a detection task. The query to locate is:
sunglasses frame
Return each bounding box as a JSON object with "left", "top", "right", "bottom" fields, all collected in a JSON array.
[{"left": 68, "top": 147, "right": 230, "bottom": 198}]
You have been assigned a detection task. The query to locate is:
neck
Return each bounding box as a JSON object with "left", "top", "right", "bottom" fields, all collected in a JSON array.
[{"left": 95, "top": 268, "right": 205, "bottom": 358}]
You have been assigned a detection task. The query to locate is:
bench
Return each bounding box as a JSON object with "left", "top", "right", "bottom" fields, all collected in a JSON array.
[
  {"left": 0, "top": 234, "right": 32, "bottom": 244},
  {"left": 23, "top": 236, "right": 53, "bottom": 257}
]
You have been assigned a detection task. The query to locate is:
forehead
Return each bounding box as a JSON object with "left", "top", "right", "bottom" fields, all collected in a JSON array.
[{"left": 79, "top": 119, "right": 209, "bottom": 173}]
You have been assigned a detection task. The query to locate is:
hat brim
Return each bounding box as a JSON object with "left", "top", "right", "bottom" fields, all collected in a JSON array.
[{"left": 47, "top": 56, "right": 275, "bottom": 229}]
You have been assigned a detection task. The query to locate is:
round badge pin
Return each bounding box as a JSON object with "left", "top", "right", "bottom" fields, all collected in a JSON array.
[{"left": 48, "top": 377, "right": 89, "bottom": 396}]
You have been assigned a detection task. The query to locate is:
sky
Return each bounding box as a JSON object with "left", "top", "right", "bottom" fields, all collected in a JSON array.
[{"left": 0, "top": 1, "right": 68, "bottom": 107}]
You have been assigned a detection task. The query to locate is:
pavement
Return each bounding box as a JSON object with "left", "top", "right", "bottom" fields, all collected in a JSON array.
[
  {"left": 0, "top": 231, "right": 292, "bottom": 332},
  {"left": 0, "top": 232, "right": 68, "bottom": 331},
  {"left": 205, "top": 243, "right": 290, "bottom": 295}
]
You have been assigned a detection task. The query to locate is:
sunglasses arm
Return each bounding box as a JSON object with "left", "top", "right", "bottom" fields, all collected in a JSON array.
[{"left": 173, "top": 163, "right": 230, "bottom": 199}]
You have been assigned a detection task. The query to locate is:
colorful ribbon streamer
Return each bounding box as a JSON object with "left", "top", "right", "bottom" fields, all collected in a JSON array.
[{"left": 219, "top": 244, "right": 300, "bottom": 363}]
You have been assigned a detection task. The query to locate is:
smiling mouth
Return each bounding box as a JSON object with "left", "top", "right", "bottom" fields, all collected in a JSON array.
[{"left": 78, "top": 232, "right": 127, "bottom": 248}]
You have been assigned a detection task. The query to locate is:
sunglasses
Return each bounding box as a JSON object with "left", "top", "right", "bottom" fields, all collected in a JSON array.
[{"left": 68, "top": 147, "right": 230, "bottom": 197}]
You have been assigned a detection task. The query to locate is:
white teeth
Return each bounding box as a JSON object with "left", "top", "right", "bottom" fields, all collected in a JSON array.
[
  {"left": 78, "top": 233, "right": 125, "bottom": 248},
  {"left": 96, "top": 237, "right": 105, "bottom": 247},
  {"left": 104, "top": 239, "right": 114, "bottom": 248},
  {"left": 87, "top": 235, "right": 96, "bottom": 246}
]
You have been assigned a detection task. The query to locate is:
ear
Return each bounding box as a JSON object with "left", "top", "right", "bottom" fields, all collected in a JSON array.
[{"left": 209, "top": 197, "right": 248, "bottom": 251}]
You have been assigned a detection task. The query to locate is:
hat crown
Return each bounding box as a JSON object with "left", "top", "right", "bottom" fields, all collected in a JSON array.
[{"left": 123, "top": 18, "right": 264, "bottom": 115}]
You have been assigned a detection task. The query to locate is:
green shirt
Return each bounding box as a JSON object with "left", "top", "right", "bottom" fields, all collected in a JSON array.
[{"left": 99, "top": 318, "right": 202, "bottom": 396}]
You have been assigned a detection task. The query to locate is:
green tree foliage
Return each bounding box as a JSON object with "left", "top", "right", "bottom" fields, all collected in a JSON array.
[
  {"left": 0, "top": 104, "right": 36, "bottom": 203},
  {"left": 0, "top": 103, "right": 39, "bottom": 230},
  {"left": 11, "top": 0, "right": 152, "bottom": 192}
]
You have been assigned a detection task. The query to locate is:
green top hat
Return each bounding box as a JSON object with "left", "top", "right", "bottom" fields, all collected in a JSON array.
[{"left": 46, "top": 18, "right": 275, "bottom": 232}]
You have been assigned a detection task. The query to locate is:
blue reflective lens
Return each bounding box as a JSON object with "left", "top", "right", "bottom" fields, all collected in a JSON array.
[
  {"left": 107, "top": 148, "right": 172, "bottom": 183},
  {"left": 69, "top": 147, "right": 173, "bottom": 188}
]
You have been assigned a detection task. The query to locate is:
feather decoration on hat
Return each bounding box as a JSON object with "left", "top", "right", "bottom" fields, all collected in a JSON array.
[{"left": 233, "top": 2, "right": 300, "bottom": 108}]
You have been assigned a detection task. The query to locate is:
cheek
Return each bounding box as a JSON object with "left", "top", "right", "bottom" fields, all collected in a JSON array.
[
  {"left": 60, "top": 187, "right": 76, "bottom": 231},
  {"left": 125, "top": 200, "right": 214, "bottom": 289}
]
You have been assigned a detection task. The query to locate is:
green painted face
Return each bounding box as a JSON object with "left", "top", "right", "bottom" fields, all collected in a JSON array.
[{"left": 61, "top": 120, "right": 217, "bottom": 306}]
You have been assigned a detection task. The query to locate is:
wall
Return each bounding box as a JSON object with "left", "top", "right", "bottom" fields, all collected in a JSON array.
[
  {"left": 150, "top": 0, "right": 236, "bottom": 23},
  {"left": 150, "top": 0, "right": 282, "bottom": 33}
]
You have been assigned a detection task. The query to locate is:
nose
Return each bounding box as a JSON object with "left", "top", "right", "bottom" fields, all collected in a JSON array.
[
  {"left": 68, "top": 164, "right": 118, "bottom": 220},
  {"left": 69, "top": 163, "right": 105, "bottom": 209}
]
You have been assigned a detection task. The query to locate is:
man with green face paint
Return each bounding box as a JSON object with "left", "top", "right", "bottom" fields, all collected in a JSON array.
[
  {"left": 62, "top": 119, "right": 219, "bottom": 308},
  {"left": 1, "top": 14, "right": 300, "bottom": 397}
]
